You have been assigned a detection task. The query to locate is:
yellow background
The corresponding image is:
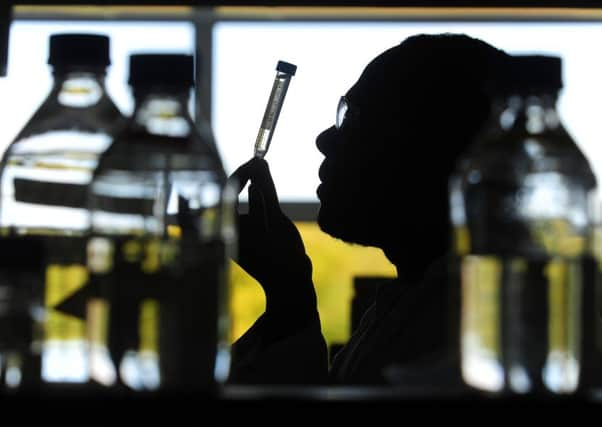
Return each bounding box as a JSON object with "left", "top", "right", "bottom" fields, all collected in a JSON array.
[{"left": 230, "top": 221, "right": 396, "bottom": 348}]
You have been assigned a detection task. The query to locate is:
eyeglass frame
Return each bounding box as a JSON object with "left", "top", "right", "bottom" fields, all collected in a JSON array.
[{"left": 335, "top": 95, "right": 360, "bottom": 130}]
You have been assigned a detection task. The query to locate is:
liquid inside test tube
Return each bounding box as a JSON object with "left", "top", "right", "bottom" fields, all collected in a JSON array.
[{"left": 254, "top": 129, "right": 273, "bottom": 158}]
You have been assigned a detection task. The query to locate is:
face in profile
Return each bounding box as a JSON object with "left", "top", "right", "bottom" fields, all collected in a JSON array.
[
  {"left": 316, "top": 35, "right": 506, "bottom": 280},
  {"left": 315, "top": 51, "right": 404, "bottom": 249}
]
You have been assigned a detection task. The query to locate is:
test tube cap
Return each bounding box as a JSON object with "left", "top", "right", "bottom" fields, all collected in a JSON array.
[{"left": 277, "top": 60, "right": 297, "bottom": 76}]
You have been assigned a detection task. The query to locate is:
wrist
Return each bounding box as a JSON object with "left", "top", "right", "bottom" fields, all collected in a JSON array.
[{"left": 264, "top": 281, "right": 318, "bottom": 321}]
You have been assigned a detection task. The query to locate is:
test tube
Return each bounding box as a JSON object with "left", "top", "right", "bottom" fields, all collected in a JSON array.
[{"left": 254, "top": 60, "right": 297, "bottom": 158}]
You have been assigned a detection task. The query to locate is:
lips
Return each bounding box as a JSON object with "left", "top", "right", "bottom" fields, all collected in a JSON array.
[
  {"left": 317, "top": 160, "right": 327, "bottom": 199},
  {"left": 318, "top": 163, "right": 324, "bottom": 183}
]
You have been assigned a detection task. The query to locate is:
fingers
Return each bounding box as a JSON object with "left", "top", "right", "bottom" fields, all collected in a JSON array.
[
  {"left": 230, "top": 157, "right": 279, "bottom": 199},
  {"left": 247, "top": 158, "right": 280, "bottom": 212},
  {"left": 248, "top": 159, "right": 282, "bottom": 230},
  {"left": 230, "top": 157, "right": 282, "bottom": 224},
  {"left": 228, "top": 160, "right": 252, "bottom": 195},
  {"left": 235, "top": 214, "right": 256, "bottom": 271},
  {"left": 248, "top": 182, "right": 269, "bottom": 232}
]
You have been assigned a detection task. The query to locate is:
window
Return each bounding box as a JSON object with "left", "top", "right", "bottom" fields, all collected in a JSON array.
[{"left": 213, "top": 20, "right": 602, "bottom": 203}]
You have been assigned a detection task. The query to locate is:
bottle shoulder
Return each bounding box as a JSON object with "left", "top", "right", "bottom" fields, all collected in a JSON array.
[
  {"left": 455, "top": 126, "right": 596, "bottom": 187},
  {"left": 11, "top": 95, "right": 125, "bottom": 143},
  {"left": 97, "top": 125, "right": 225, "bottom": 178}
]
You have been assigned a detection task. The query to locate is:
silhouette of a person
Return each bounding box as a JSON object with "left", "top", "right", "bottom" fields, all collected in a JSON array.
[{"left": 228, "top": 33, "right": 510, "bottom": 386}]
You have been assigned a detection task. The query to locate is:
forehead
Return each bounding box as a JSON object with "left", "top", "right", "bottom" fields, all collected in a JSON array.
[{"left": 345, "top": 47, "right": 409, "bottom": 111}]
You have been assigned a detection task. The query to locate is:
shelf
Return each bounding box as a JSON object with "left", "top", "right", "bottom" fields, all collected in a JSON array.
[
  {"left": 8, "top": 1, "right": 602, "bottom": 7},
  {"left": 6, "top": 5, "right": 602, "bottom": 23}
]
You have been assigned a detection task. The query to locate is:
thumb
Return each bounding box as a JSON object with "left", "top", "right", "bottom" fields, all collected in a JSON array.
[{"left": 229, "top": 158, "right": 254, "bottom": 195}]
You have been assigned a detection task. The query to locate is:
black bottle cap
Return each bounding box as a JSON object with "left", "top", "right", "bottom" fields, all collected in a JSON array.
[
  {"left": 48, "top": 33, "right": 110, "bottom": 68},
  {"left": 128, "top": 54, "right": 194, "bottom": 89},
  {"left": 494, "top": 54, "right": 563, "bottom": 95},
  {"left": 276, "top": 60, "right": 296, "bottom": 76}
]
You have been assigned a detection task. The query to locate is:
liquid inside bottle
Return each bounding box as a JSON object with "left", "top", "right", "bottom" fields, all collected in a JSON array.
[
  {"left": 87, "top": 53, "right": 231, "bottom": 392},
  {"left": 0, "top": 34, "right": 125, "bottom": 388},
  {"left": 450, "top": 55, "right": 597, "bottom": 395}
]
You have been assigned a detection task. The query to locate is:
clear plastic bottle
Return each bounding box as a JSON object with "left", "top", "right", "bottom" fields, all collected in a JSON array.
[
  {"left": 87, "top": 53, "right": 232, "bottom": 393},
  {"left": 449, "top": 55, "right": 597, "bottom": 395},
  {"left": 0, "top": 33, "right": 125, "bottom": 390}
]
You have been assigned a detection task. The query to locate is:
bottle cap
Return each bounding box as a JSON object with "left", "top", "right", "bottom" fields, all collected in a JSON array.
[
  {"left": 128, "top": 54, "right": 194, "bottom": 89},
  {"left": 48, "top": 33, "right": 110, "bottom": 68},
  {"left": 276, "top": 60, "right": 297, "bottom": 76},
  {"left": 493, "top": 54, "right": 562, "bottom": 95}
]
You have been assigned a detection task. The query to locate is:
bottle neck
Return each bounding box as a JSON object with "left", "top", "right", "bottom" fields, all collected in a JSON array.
[
  {"left": 495, "top": 92, "right": 560, "bottom": 135},
  {"left": 50, "top": 69, "right": 108, "bottom": 108},
  {"left": 131, "top": 88, "right": 192, "bottom": 138}
]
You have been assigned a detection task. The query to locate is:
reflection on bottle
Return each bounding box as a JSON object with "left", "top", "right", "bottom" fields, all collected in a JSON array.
[
  {"left": 5, "top": 352, "right": 22, "bottom": 389},
  {"left": 87, "top": 298, "right": 116, "bottom": 386},
  {"left": 460, "top": 255, "right": 503, "bottom": 392}
]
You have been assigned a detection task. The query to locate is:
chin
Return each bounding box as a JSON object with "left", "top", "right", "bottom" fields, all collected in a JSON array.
[
  {"left": 317, "top": 207, "right": 368, "bottom": 246},
  {"left": 317, "top": 206, "right": 346, "bottom": 240}
]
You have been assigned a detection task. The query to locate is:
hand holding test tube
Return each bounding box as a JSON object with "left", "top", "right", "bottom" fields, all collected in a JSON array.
[{"left": 254, "top": 60, "right": 297, "bottom": 158}]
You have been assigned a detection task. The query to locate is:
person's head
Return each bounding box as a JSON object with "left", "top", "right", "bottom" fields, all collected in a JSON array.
[{"left": 316, "top": 33, "right": 509, "bottom": 281}]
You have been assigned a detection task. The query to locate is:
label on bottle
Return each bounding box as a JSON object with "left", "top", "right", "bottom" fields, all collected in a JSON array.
[{"left": 13, "top": 178, "right": 87, "bottom": 209}]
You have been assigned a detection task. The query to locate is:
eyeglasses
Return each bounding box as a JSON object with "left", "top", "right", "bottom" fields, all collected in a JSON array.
[
  {"left": 335, "top": 96, "right": 359, "bottom": 130},
  {"left": 335, "top": 96, "right": 348, "bottom": 129}
]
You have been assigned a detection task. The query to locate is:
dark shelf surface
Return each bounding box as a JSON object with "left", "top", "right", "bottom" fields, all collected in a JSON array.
[{"left": 0, "top": 384, "right": 600, "bottom": 422}]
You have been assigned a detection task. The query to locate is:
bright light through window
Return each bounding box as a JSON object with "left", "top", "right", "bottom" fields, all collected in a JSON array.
[{"left": 213, "top": 21, "right": 602, "bottom": 202}]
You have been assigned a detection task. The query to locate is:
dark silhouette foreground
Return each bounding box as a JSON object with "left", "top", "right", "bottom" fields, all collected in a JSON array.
[{"left": 228, "top": 33, "right": 509, "bottom": 387}]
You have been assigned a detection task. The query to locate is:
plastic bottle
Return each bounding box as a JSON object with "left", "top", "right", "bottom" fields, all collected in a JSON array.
[
  {"left": 0, "top": 33, "right": 125, "bottom": 390},
  {"left": 449, "top": 55, "right": 597, "bottom": 395},
  {"left": 87, "top": 53, "right": 232, "bottom": 393}
]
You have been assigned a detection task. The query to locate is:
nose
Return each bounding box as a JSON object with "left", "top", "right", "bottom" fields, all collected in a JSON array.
[{"left": 316, "top": 125, "right": 338, "bottom": 156}]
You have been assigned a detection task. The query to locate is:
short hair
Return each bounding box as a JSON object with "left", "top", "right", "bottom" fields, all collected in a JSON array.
[
  {"left": 360, "top": 33, "right": 509, "bottom": 177},
  {"left": 356, "top": 33, "right": 509, "bottom": 278}
]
